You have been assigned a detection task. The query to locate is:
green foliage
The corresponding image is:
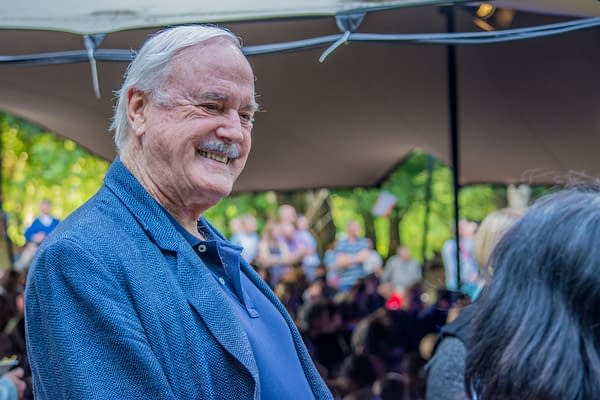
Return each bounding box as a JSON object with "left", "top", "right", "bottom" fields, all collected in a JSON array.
[
  {"left": 1, "top": 113, "right": 108, "bottom": 246},
  {"left": 329, "top": 151, "right": 513, "bottom": 262},
  {"left": 330, "top": 190, "right": 366, "bottom": 234}
]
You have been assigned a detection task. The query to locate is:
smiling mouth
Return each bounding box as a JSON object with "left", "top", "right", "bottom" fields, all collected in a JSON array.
[{"left": 198, "top": 150, "right": 230, "bottom": 164}]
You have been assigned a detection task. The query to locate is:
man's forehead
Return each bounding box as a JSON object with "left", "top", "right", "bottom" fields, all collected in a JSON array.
[
  {"left": 177, "top": 38, "right": 249, "bottom": 70},
  {"left": 161, "top": 51, "right": 258, "bottom": 112}
]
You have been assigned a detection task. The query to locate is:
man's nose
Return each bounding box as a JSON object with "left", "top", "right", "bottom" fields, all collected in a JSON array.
[{"left": 216, "top": 110, "right": 244, "bottom": 143}]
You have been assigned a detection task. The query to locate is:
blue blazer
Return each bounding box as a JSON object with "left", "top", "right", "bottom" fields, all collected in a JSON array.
[{"left": 25, "top": 160, "right": 332, "bottom": 399}]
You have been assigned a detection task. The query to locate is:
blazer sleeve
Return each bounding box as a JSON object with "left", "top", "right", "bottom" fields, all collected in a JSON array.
[{"left": 25, "top": 238, "right": 177, "bottom": 400}]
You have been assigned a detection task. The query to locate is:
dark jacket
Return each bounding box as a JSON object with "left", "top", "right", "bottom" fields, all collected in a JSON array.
[{"left": 425, "top": 305, "right": 475, "bottom": 400}]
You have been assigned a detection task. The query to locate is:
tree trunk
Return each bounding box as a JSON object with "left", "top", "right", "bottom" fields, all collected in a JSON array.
[
  {"left": 275, "top": 192, "right": 304, "bottom": 214},
  {"left": 387, "top": 208, "right": 403, "bottom": 259},
  {"left": 306, "top": 189, "right": 336, "bottom": 255},
  {"left": 360, "top": 209, "right": 376, "bottom": 249}
]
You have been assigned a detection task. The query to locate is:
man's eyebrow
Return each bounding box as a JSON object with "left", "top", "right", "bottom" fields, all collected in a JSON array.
[
  {"left": 201, "top": 92, "right": 228, "bottom": 102},
  {"left": 197, "top": 92, "right": 259, "bottom": 112}
]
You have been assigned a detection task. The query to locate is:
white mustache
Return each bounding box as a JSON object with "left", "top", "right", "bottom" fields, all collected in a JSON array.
[{"left": 200, "top": 141, "right": 240, "bottom": 159}]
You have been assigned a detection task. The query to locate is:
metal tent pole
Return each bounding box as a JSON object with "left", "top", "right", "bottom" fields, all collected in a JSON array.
[
  {"left": 443, "top": 5, "right": 462, "bottom": 290},
  {"left": 421, "top": 154, "right": 435, "bottom": 277}
]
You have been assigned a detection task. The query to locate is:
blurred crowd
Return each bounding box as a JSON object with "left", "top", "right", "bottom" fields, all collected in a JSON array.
[
  {"left": 0, "top": 200, "right": 55, "bottom": 399},
  {"left": 229, "top": 204, "right": 475, "bottom": 399},
  {"left": 6, "top": 188, "right": 598, "bottom": 400},
  {"left": 0, "top": 269, "right": 28, "bottom": 400},
  {"left": 3, "top": 200, "right": 465, "bottom": 399}
]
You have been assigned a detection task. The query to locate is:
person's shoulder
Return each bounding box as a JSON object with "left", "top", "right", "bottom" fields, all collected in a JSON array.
[
  {"left": 28, "top": 191, "right": 149, "bottom": 284},
  {"left": 435, "top": 335, "right": 467, "bottom": 357},
  {"left": 43, "top": 188, "right": 139, "bottom": 252},
  {"left": 426, "top": 336, "right": 467, "bottom": 383},
  {"left": 385, "top": 255, "right": 400, "bottom": 263},
  {"left": 425, "top": 336, "right": 468, "bottom": 400}
]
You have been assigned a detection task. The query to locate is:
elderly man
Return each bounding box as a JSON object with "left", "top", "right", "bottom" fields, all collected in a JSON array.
[{"left": 25, "top": 26, "right": 332, "bottom": 400}]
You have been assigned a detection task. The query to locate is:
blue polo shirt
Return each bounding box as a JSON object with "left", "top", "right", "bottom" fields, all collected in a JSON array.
[{"left": 167, "top": 214, "right": 315, "bottom": 400}]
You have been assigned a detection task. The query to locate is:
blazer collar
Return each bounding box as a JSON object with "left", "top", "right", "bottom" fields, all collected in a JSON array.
[{"left": 104, "top": 159, "right": 188, "bottom": 252}]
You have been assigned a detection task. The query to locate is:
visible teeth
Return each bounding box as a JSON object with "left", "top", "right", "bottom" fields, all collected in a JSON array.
[{"left": 198, "top": 150, "right": 229, "bottom": 164}]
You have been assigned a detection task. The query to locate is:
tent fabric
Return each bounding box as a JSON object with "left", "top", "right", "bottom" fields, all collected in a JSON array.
[
  {"left": 1, "top": 2, "right": 599, "bottom": 192},
  {"left": 1, "top": 0, "right": 598, "bottom": 34},
  {"left": 0, "top": 0, "right": 461, "bottom": 34}
]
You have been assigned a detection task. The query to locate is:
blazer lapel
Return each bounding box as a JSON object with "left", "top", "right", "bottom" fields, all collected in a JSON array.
[{"left": 175, "top": 245, "right": 259, "bottom": 382}]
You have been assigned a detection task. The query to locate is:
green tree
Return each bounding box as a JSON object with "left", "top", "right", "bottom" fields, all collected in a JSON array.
[{"left": 1, "top": 113, "right": 108, "bottom": 247}]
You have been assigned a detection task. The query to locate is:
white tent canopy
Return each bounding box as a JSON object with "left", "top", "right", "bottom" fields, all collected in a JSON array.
[
  {"left": 1, "top": 1, "right": 599, "bottom": 192},
  {"left": 0, "top": 0, "right": 461, "bottom": 34},
  {"left": 3, "top": 0, "right": 597, "bottom": 34}
]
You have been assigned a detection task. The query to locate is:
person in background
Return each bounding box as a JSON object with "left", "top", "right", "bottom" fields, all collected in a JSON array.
[
  {"left": 256, "top": 221, "right": 296, "bottom": 287},
  {"left": 278, "top": 204, "right": 298, "bottom": 226},
  {"left": 332, "top": 354, "right": 378, "bottom": 400},
  {"left": 229, "top": 216, "right": 244, "bottom": 244},
  {"left": 373, "top": 372, "right": 407, "bottom": 400},
  {"left": 242, "top": 214, "right": 260, "bottom": 264},
  {"left": 295, "top": 215, "right": 321, "bottom": 281},
  {"left": 279, "top": 222, "right": 304, "bottom": 265},
  {"left": 332, "top": 220, "right": 371, "bottom": 293},
  {"left": 15, "top": 200, "right": 61, "bottom": 272},
  {"left": 25, "top": 25, "right": 332, "bottom": 399},
  {"left": 466, "top": 188, "right": 600, "bottom": 400},
  {"left": 23, "top": 199, "right": 60, "bottom": 246},
  {"left": 231, "top": 214, "right": 260, "bottom": 265},
  {"left": 380, "top": 246, "right": 422, "bottom": 298},
  {"left": 441, "top": 219, "right": 480, "bottom": 298},
  {"left": 425, "top": 208, "right": 524, "bottom": 400},
  {"left": 323, "top": 240, "right": 339, "bottom": 288},
  {"left": 362, "top": 239, "right": 383, "bottom": 278},
  {"left": 0, "top": 368, "right": 26, "bottom": 400}
]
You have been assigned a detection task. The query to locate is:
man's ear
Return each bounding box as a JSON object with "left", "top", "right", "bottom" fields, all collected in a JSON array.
[{"left": 126, "top": 88, "right": 147, "bottom": 138}]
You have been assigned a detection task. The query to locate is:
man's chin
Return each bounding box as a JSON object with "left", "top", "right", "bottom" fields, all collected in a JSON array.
[{"left": 200, "top": 181, "right": 234, "bottom": 205}]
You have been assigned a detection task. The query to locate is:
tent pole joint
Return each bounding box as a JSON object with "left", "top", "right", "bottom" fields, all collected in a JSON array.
[
  {"left": 335, "top": 11, "right": 366, "bottom": 32},
  {"left": 319, "top": 11, "right": 366, "bottom": 63},
  {"left": 83, "top": 33, "right": 106, "bottom": 99}
]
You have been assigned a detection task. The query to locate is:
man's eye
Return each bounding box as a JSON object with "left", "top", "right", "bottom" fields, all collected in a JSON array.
[
  {"left": 201, "top": 103, "right": 220, "bottom": 112},
  {"left": 239, "top": 112, "right": 254, "bottom": 124}
]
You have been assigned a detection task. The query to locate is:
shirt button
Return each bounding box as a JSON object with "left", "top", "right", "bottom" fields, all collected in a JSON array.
[
  {"left": 197, "top": 244, "right": 206, "bottom": 252},
  {"left": 218, "top": 277, "right": 226, "bottom": 285}
]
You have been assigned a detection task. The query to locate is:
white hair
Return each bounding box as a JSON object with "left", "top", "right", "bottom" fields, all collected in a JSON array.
[{"left": 110, "top": 25, "right": 241, "bottom": 152}]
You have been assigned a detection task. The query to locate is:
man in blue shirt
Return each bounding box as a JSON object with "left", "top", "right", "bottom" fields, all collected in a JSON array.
[
  {"left": 14, "top": 199, "right": 61, "bottom": 271},
  {"left": 25, "top": 25, "right": 332, "bottom": 399},
  {"left": 23, "top": 199, "right": 60, "bottom": 245}
]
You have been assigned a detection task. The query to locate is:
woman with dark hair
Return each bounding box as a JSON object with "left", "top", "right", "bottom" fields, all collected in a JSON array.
[{"left": 465, "top": 188, "right": 600, "bottom": 400}]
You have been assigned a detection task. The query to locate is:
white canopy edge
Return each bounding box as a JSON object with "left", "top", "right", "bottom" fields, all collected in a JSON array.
[
  {"left": 0, "top": 0, "right": 457, "bottom": 34},
  {"left": 1, "top": 0, "right": 597, "bottom": 35}
]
